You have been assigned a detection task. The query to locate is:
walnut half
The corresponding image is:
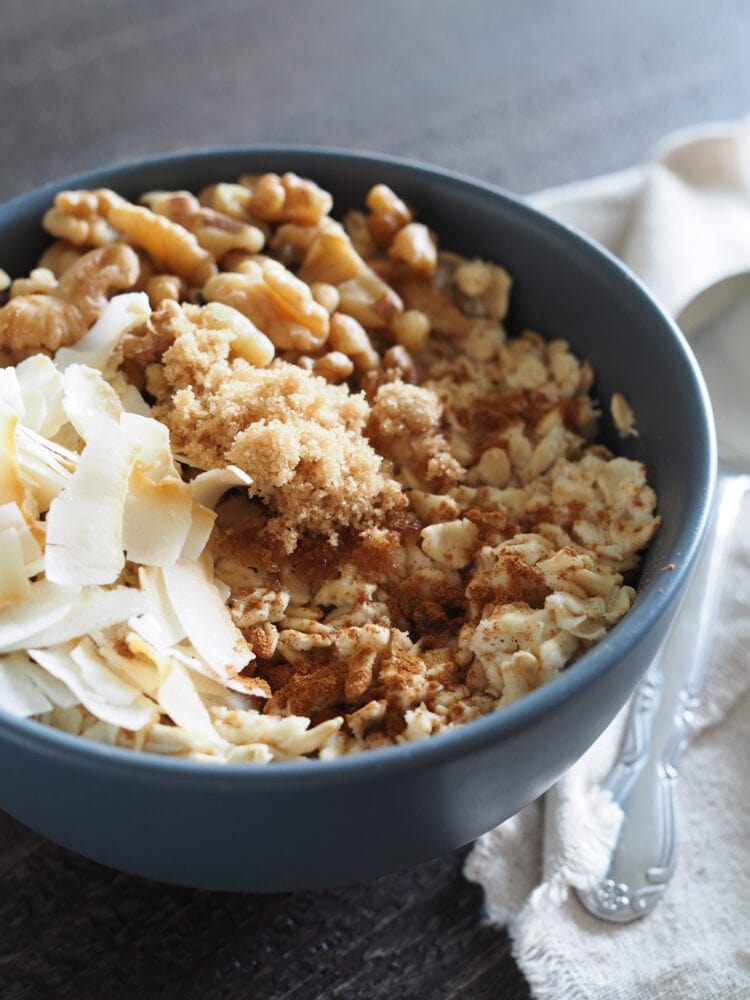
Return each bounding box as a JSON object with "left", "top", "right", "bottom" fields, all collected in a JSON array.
[{"left": 0, "top": 244, "right": 140, "bottom": 366}]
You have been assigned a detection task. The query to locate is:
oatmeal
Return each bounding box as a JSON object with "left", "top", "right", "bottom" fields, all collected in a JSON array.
[{"left": 0, "top": 172, "right": 660, "bottom": 762}]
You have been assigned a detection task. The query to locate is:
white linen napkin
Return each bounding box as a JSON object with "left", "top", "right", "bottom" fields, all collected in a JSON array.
[{"left": 464, "top": 118, "right": 750, "bottom": 1000}]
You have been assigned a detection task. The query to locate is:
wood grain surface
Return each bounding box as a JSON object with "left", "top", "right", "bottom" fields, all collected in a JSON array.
[
  {"left": 1, "top": 2, "right": 749, "bottom": 997},
  {"left": 0, "top": 813, "right": 529, "bottom": 1000}
]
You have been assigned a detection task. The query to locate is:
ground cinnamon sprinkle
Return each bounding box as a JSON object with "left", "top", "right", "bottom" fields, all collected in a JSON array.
[{"left": 0, "top": 171, "right": 661, "bottom": 762}]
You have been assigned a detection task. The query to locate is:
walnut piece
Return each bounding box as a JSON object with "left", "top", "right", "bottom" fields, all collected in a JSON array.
[
  {"left": 299, "top": 220, "right": 404, "bottom": 330},
  {"left": 238, "top": 172, "right": 333, "bottom": 225},
  {"left": 0, "top": 244, "right": 139, "bottom": 365},
  {"left": 42, "top": 189, "right": 120, "bottom": 248},
  {"left": 36, "top": 240, "right": 85, "bottom": 279},
  {"left": 99, "top": 190, "right": 216, "bottom": 286},
  {"left": 140, "top": 190, "right": 265, "bottom": 261},
  {"left": 204, "top": 258, "right": 329, "bottom": 353}
]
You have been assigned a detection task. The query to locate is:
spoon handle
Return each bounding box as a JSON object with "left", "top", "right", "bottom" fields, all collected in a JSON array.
[{"left": 577, "top": 472, "right": 748, "bottom": 922}]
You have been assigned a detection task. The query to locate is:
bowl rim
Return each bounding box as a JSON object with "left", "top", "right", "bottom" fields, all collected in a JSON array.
[{"left": 0, "top": 143, "right": 717, "bottom": 784}]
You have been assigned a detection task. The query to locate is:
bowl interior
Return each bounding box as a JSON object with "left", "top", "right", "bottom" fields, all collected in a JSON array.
[{"left": 0, "top": 146, "right": 715, "bottom": 774}]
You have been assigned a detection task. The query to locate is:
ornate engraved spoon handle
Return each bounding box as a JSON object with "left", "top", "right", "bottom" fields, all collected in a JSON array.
[{"left": 577, "top": 472, "right": 748, "bottom": 922}]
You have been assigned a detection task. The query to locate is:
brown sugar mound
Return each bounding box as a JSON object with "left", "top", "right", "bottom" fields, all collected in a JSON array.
[
  {"left": 151, "top": 301, "right": 405, "bottom": 551},
  {"left": 367, "top": 381, "right": 465, "bottom": 490}
]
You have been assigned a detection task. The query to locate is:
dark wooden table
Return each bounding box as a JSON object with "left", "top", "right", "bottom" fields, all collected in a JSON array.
[{"left": 2, "top": 2, "right": 749, "bottom": 997}]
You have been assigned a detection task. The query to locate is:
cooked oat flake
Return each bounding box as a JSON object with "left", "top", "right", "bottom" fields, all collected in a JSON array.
[{"left": 28, "top": 639, "right": 157, "bottom": 731}]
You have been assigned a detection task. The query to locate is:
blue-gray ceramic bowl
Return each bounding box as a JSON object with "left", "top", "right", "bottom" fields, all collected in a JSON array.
[{"left": 0, "top": 148, "right": 715, "bottom": 891}]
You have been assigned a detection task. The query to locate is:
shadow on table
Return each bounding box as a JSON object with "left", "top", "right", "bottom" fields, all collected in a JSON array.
[{"left": 0, "top": 816, "right": 529, "bottom": 1000}]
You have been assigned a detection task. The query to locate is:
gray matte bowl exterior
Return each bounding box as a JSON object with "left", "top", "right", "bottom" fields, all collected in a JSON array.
[{"left": 0, "top": 148, "right": 715, "bottom": 891}]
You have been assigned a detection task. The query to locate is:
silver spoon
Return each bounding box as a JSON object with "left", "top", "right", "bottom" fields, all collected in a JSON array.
[{"left": 577, "top": 275, "right": 750, "bottom": 922}]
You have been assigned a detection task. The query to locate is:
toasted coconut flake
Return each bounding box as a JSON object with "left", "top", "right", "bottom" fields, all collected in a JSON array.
[
  {"left": 0, "top": 528, "right": 32, "bottom": 609},
  {"left": 62, "top": 364, "right": 122, "bottom": 440},
  {"left": 21, "top": 585, "right": 148, "bottom": 651},
  {"left": 43, "top": 705, "right": 85, "bottom": 735},
  {"left": 175, "top": 660, "right": 258, "bottom": 711},
  {"left": 188, "top": 466, "right": 253, "bottom": 509},
  {"left": 15, "top": 355, "right": 67, "bottom": 436},
  {"left": 115, "top": 379, "right": 152, "bottom": 417},
  {"left": 0, "top": 503, "right": 43, "bottom": 573},
  {"left": 0, "top": 402, "right": 25, "bottom": 510},
  {"left": 22, "top": 535, "right": 44, "bottom": 575},
  {"left": 128, "top": 567, "right": 187, "bottom": 649},
  {"left": 132, "top": 567, "right": 186, "bottom": 648},
  {"left": 29, "top": 639, "right": 157, "bottom": 731},
  {"left": 180, "top": 503, "right": 216, "bottom": 562},
  {"left": 21, "top": 656, "right": 80, "bottom": 708},
  {"left": 20, "top": 543, "right": 45, "bottom": 580},
  {"left": 159, "top": 657, "right": 224, "bottom": 744},
  {"left": 126, "top": 633, "right": 224, "bottom": 745},
  {"left": 95, "top": 632, "right": 160, "bottom": 697},
  {"left": 0, "top": 579, "right": 79, "bottom": 654},
  {"left": 55, "top": 292, "right": 151, "bottom": 372},
  {"left": 120, "top": 412, "right": 179, "bottom": 481},
  {"left": 0, "top": 653, "right": 54, "bottom": 717},
  {"left": 0, "top": 367, "right": 24, "bottom": 416},
  {"left": 161, "top": 558, "right": 253, "bottom": 678},
  {"left": 0, "top": 502, "right": 28, "bottom": 532},
  {"left": 122, "top": 467, "right": 194, "bottom": 566},
  {"left": 45, "top": 424, "right": 138, "bottom": 585},
  {"left": 0, "top": 652, "right": 80, "bottom": 718},
  {"left": 15, "top": 426, "right": 76, "bottom": 512},
  {"left": 168, "top": 644, "right": 269, "bottom": 699},
  {"left": 80, "top": 720, "right": 120, "bottom": 744}
]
